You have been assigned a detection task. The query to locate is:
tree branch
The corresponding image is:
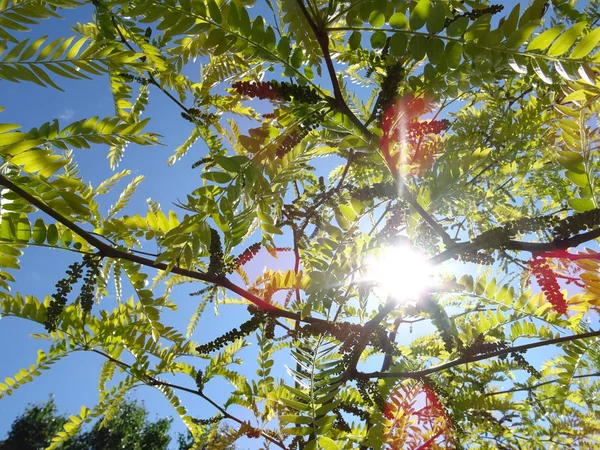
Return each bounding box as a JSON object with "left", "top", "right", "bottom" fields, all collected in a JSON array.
[
  {"left": 91, "top": 349, "right": 287, "bottom": 449},
  {"left": 359, "top": 328, "right": 600, "bottom": 379},
  {"left": 0, "top": 172, "right": 298, "bottom": 320},
  {"left": 486, "top": 371, "right": 600, "bottom": 397}
]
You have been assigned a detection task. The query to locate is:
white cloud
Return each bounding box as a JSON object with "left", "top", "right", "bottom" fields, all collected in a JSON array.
[{"left": 59, "top": 108, "right": 74, "bottom": 121}]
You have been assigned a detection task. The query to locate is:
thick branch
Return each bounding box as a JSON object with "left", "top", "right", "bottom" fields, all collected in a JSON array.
[
  {"left": 360, "top": 329, "right": 600, "bottom": 379},
  {"left": 430, "top": 227, "right": 600, "bottom": 266}
]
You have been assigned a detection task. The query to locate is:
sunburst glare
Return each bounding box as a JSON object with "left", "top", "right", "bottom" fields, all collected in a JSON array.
[{"left": 363, "top": 245, "right": 435, "bottom": 303}]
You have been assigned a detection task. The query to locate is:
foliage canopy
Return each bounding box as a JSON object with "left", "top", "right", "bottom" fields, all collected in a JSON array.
[{"left": 2, "top": 0, "right": 600, "bottom": 448}]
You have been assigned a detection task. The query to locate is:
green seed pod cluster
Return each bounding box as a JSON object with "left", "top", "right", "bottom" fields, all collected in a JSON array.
[
  {"left": 511, "top": 350, "right": 541, "bottom": 378},
  {"left": 207, "top": 228, "right": 225, "bottom": 275},
  {"left": 181, "top": 108, "right": 218, "bottom": 125},
  {"left": 351, "top": 182, "right": 397, "bottom": 202},
  {"left": 462, "top": 335, "right": 507, "bottom": 358},
  {"left": 454, "top": 250, "right": 495, "bottom": 265},
  {"left": 276, "top": 112, "right": 326, "bottom": 158},
  {"left": 357, "top": 378, "right": 385, "bottom": 411},
  {"left": 195, "top": 368, "right": 204, "bottom": 392},
  {"left": 376, "top": 203, "right": 409, "bottom": 244},
  {"left": 338, "top": 402, "right": 370, "bottom": 422},
  {"left": 190, "top": 284, "right": 218, "bottom": 297},
  {"left": 44, "top": 260, "right": 85, "bottom": 332},
  {"left": 196, "top": 308, "right": 271, "bottom": 354},
  {"left": 552, "top": 208, "right": 600, "bottom": 240},
  {"left": 79, "top": 254, "right": 102, "bottom": 316},
  {"left": 421, "top": 298, "right": 455, "bottom": 352},
  {"left": 375, "top": 63, "right": 404, "bottom": 121}
]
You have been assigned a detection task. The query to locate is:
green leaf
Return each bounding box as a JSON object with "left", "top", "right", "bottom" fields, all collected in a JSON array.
[
  {"left": 409, "top": 35, "right": 427, "bottom": 61},
  {"left": 318, "top": 437, "right": 340, "bottom": 450},
  {"left": 447, "top": 17, "right": 468, "bottom": 37},
  {"left": 426, "top": 2, "right": 446, "bottom": 34},
  {"left": 568, "top": 198, "right": 595, "bottom": 212},
  {"left": 32, "top": 218, "right": 46, "bottom": 244},
  {"left": 46, "top": 224, "right": 58, "bottom": 246},
  {"left": 527, "top": 26, "right": 564, "bottom": 51},
  {"left": 213, "top": 155, "right": 243, "bottom": 172},
  {"left": 207, "top": 0, "right": 222, "bottom": 23},
  {"left": 368, "top": 11, "right": 385, "bottom": 28},
  {"left": 16, "top": 216, "right": 30, "bottom": 242},
  {"left": 202, "top": 171, "right": 232, "bottom": 183},
  {"left": 390, "top": 33, "right": 407, "bottom": 56},
  {"left": 370, "top": 31, "right": 387, "bottom": 49},
  {"left": 281, "top": 427, "right": 312, "bottom": 436},
  {"left": 570, "top": 26, "right": 600, "bottom": 58},
  {"left": 349, "top": 31, "right": 361, "bottom": 50},
  {"left": 409, "top": 0, "right": 432, "bottom": 31},
  {"left": 389, "top": 12, "right": 408, "bottom": 29},
  {"left": 291, "top": 47, "right": 303, "bottom": 68},
  {"left": 548, "top": 21, "right": 588, "bottom": 57}
]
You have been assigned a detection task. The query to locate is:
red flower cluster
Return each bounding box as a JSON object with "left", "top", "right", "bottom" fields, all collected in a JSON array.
[
  {"left": 407, "top": 119, "right": 451, "bottom": 144},
  {"left": 232, "top": 81, "right": 281, "bottom": 100},
  {"left": 530, "top": 256, "right": 568, "bottom": 314}
]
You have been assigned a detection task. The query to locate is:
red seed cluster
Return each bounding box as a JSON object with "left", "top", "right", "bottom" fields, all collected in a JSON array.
[
  {"left": 530, "top": 256, "right": 568, "bottom": 314},
  {"left": 407, "top": 119, "right": 451, "bottom": 144},
  {"left": 230, "top": 243, "right": 261, "bottom": 271},
  {"left": 232, "top": 81, "right": 281, "bottom": 100}
]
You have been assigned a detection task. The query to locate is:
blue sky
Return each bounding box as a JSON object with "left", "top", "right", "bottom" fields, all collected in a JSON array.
[{"left": 1, "top": 0, "right": 590, "bottom": 448}]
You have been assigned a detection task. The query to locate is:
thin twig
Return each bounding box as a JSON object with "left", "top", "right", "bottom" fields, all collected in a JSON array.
[{"left": 360, "top": 328, "right": 600, "bottom": 379}]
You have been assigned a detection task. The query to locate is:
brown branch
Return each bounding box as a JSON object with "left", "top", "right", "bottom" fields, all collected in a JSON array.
[
  {"left": 91, "top": 349, "right": 287, "bottom": 449},
  {"left": 430, "top": 227, "right": 600, "bottom": 266},
  {"left": 0, "top": 172, "right": 300, "bottom": 320},
  {"left": 359, "top": 329, "right": 600, "bottom": 380}
]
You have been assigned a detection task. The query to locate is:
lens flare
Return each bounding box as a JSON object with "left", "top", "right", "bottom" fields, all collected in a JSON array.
[{"left": 363, "top": 245, "right": 434, "bottom": 303}]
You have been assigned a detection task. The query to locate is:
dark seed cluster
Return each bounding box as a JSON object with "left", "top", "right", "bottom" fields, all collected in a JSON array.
[
  {"left": 207, "top": 227, "right": 225, "bottom": 275},
  {"left": 276, "top": 112, "right": 326, "bottom": 158},
  {"left": 552, "top": 208, "right": 600, "bottom": 240},
  {"left": 79, "top": 254, "right": 102, "bottom": 316},
  {"left": 45, "top": 260, "right": 84, "bottom": 332},
  {"left": 232, "top": 80, "right": 321, "bottom": 104},
  {"left": 357, "top": 378, "right": 385, "bottom": 411},
  {"left": 376, "top": 203, "right": 409, "bottom": 244},
  {"left": 375, "top": 63, "right": 404, "bottom": 122},
  {"left": 511, "top": 350, "right": 541, "bottom": 378},
  {"left": 195, "top": 307, "right": 273, "bottom": 354},
  {"left": 530, "top": 256, "right": 568, "bottom": 314},
  {"left": 351, "top": 182, "right": 397, "bottom": 202},
  {"left": 445, "top": 4, "right": 504, "bottom": 28},
  {"left": 195, "top": 368, "right": 204, "bottom": 392},
  {"left": 45, "top": 254, "right": 103, "bottom": 332},
  {"left": 192, "top": 415, "right": 222, "bottom": 426},
  {"left": 181, "top": 108, "right": 218, "bottom": 124},
  {"left": 117, "top": 72, "right": 150, "bottom": 85}
]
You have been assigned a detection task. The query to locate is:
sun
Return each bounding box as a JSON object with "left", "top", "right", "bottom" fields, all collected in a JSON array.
[{"left": 363, "top": 245, "right": 434, "bottom": 303}]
